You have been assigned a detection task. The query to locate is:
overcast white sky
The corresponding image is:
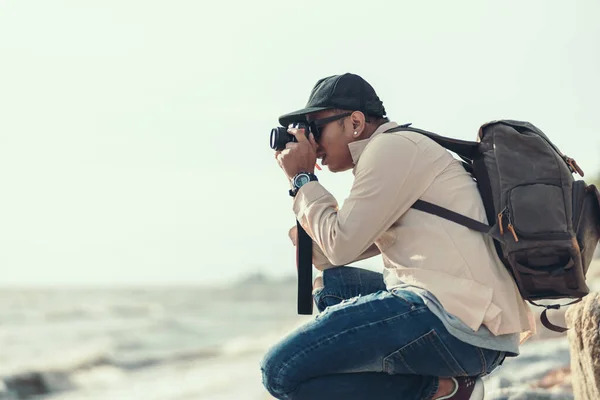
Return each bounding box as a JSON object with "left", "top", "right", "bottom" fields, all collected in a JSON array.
[{"left": 1, "top": 0, "right": 599, "bottom": 286}]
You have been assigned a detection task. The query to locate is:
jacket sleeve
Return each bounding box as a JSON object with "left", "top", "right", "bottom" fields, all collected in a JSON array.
[
  {"left": 292, "top": 134, "right": 437, "bottom": 266},
  {"left": 311, "top": 241, "right": 381, "bottom": 270}
]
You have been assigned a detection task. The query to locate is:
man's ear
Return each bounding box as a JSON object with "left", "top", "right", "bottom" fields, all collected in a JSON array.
[{"left": 350, "top": 111, "right": 367, "bottom": 138}]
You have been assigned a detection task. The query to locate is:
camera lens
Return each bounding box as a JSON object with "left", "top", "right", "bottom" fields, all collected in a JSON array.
[{"left": 270, "top": 127, "right": 291, "bottom": 150}]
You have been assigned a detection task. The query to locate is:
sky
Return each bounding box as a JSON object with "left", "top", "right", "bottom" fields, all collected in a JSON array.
[{"left": 1, "top": 0, "right": 599, "bottom": 286}]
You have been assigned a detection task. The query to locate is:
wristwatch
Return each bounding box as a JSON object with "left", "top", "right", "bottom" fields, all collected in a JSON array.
[{"left": 289, "top": 172, "right": 318, "bottom": 197}]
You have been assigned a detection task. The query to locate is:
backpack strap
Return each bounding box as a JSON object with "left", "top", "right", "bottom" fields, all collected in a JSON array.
[
  {"left": 471, "top": 153, "right": 517, "bottom": 284},
  {"left": 385, "top": 125, "right": 490, "bottom": 233},
  {"left": 412, "top": 200, "right": 490, "bottom": 233},
  {"left": 384, "top": 125, "right": 480, "bottom": 161},
  {"left": 529, "top": 298, "right": 582, "bottom": 332}
]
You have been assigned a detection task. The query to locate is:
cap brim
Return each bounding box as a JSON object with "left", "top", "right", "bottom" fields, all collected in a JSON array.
[{"left": 278, "top": 106, "right": 332, "bottom": 127}]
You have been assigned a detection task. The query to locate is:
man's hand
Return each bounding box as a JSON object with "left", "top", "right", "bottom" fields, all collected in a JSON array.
[
  {"left": 275, "top": 127, "right": 318, "bottom": 181},
  {"left": 289, "top": 225, "right": 298, "bottom": 247}
]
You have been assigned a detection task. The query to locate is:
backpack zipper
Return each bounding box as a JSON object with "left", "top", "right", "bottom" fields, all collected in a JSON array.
[
  {"left": 498, "top": 207, "right": 519, "bottom": 242},
  {"left": 507, "top": 222, "right": 519, "bottom": 242},
  {"left": 497, "top": 208, "right": 506, "bottom": 236}
]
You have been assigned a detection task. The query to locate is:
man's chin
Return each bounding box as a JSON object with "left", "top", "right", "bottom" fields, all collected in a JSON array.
[{"left": 326, "top": 164, "right": 349, "bottom": 173}]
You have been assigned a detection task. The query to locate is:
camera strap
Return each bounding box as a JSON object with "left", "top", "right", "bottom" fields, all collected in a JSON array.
[{"left": 296, "top": 220, "right": 314, "bottom": 315}]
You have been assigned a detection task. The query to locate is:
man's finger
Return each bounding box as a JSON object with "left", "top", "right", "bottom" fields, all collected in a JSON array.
[
  {"left": 288, "top": 226, "right": 298, "bottom": 246},
  {"left": 276, "top": 148, "right": 291, "bottom": 162},
  {"left": 308, "top": 133, "right": 318, "bottom": 150},
  {"left": 276, "top": 152, "right": 284, "bottom": 164},
  {"left": 285, "top": 142, "right": 298, "bottom": 150},
  {"left": 288, "top": 128, "right": 308, "bottom": 142}
]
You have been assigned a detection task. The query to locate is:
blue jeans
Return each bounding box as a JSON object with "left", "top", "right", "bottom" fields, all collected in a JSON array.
[{"left": 260, "top": 266, "right": 505, "bottom": 400}]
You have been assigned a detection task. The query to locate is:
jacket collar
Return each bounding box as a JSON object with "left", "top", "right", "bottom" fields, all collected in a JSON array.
[{"left": 348, "top": 121, "right": 399, "bottom": 167}]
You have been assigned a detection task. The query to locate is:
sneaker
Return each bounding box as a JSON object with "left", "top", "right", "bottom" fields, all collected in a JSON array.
[{"left": 435, "top": 377, "right": 484, "bottom": 400}]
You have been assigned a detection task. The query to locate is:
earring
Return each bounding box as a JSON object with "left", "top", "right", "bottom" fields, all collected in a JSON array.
[{"left": 353, "top": 131, "right": 359, "bottom": 136}]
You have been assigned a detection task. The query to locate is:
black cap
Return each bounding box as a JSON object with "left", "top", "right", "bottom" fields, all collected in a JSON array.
[{"left": 278, "top": 73, "right": 387, "bottom": 127}]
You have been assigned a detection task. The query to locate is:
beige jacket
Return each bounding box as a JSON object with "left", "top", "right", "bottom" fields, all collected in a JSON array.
[{"left": 293, "top": 121, "right": 536, "bottom": 342}]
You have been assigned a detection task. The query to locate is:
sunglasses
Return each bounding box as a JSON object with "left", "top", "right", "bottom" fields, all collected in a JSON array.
[{"left": 308, "top": 112, "right": 352, "bottom": 141}]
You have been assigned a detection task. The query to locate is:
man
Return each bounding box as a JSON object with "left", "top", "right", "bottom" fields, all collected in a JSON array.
[{"left": 261, "top": 73, "right": 536, "bottom": 400}]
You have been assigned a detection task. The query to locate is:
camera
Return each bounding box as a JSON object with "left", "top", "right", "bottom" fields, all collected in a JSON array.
[{"left": 270, "top": 122, "right": 312, "bottom": 151}]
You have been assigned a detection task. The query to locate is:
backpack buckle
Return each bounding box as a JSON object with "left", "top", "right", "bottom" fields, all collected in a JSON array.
[{"left": 565, "top": 156, "right": 585, "bottom": 177}]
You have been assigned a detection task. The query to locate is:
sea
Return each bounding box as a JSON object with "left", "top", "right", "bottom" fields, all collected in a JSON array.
[
  {"left": 0, "top": 275, "right": 312, "bottom": 400},
  {"left": 3, "top": 258, "right": 599, "bottom": 400}
]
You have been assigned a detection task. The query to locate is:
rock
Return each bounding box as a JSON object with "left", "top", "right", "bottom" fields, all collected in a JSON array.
[
  {"left": 0, "top": 370, "right": 73, "bottom": 400},
  {"left": 565, "top": 292, "right": 600, "bottom": 400},
  {"left": 2, "top": 372, "right": 49, "bottom": 398}
]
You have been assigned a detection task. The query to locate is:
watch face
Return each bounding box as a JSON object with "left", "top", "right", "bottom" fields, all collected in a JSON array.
[{"left": 295, "top": 174, "right": 310, "bottom": 187}]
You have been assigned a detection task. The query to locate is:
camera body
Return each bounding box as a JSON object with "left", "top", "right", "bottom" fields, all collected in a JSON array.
[{"left": 270, "top": 122, "right": 312, "bottom": 151}]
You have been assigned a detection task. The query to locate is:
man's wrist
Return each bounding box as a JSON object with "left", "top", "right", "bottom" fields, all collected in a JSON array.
[
  {"left": 290, "top": 167, "right": 315, "bottom": 179},
  {"left": 289, "top": 172, "right": 318, "bottom": 197}
]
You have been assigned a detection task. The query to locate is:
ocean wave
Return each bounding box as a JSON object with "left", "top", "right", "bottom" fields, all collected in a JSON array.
[{"left": 0, "top": 320, "right": 309, "bottom": 400}]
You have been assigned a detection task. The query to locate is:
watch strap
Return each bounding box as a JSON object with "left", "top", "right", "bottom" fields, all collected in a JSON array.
[{"left": 289, "top": 172, "right": 318, "bottom": 197}]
